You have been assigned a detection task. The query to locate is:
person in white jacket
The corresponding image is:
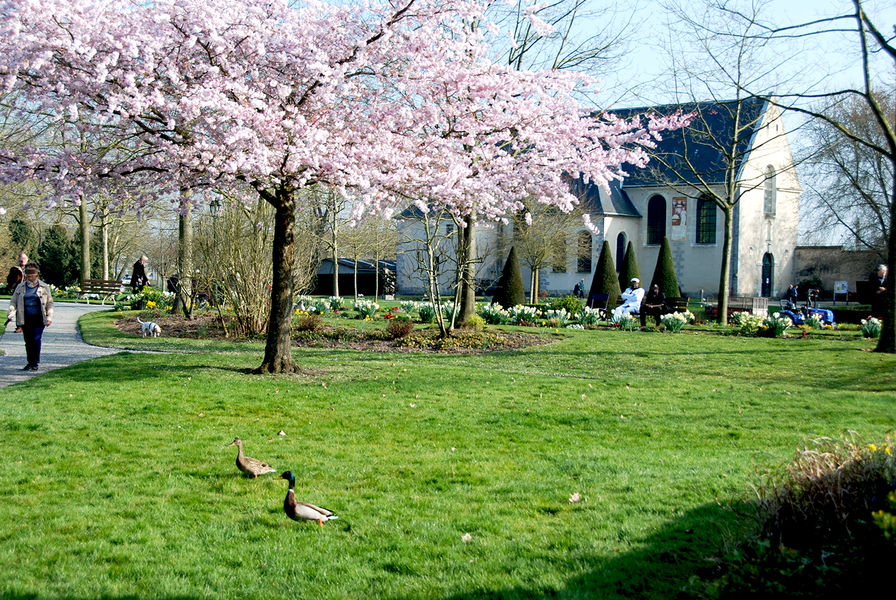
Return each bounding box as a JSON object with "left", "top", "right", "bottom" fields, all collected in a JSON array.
[{"left": 613, "top": 278, "right": 645, "bottom": 322}]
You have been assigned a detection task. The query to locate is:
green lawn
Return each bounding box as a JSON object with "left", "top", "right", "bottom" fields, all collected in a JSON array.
[{"left": 0, "top": 310, "right": 894, "bottom": 599}]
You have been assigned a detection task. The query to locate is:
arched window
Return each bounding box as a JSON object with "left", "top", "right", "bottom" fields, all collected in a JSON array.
[
  {"left": 647, "top": 195, "right": 666, "bottom": 245},
  {"left": 761, "top": 253, "right": 774, "bottom": 297},
  {"left": 616, "top": 232, "right": 627, "bottom": 271},
  {"left": 577, "top": 231, "right": 592, "bottom": 273},
  {"left": 764, "top": 166, "right": 776, "bottom": 215},
  {"left": 696, "top": 196, "right": 717, "bottom": 244}
]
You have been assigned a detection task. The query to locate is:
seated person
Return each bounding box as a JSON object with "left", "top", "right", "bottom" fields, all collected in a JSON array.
[
  {"left": 640, "top": 283, "right": 666, "bottom": 327},
  {"left": 613, "top": 277, "right": 645, "bottom": 321}
]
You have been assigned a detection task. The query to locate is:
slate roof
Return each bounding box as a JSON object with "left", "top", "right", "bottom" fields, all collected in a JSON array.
[
  {"left": 608, "top": 96, "right": 769, "bottom": 188},
  {"left": 571, "top": 178, "right": 640, "bottom": 218}
]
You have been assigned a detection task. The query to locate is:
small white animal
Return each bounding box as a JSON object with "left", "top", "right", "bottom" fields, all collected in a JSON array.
[{"left": 137, "top": 316, "right": 162, "bottom": 337}]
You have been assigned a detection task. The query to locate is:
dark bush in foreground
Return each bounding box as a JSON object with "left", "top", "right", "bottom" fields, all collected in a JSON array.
[{"left": 688, "top": 435, "right": 896, "bottom": 599}]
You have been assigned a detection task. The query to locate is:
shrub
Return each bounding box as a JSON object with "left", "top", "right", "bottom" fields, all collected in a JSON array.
[
  {"left": 464, "top": 314, "right": 486, "bottom": 331},
  {"left": 692, "top": 435, "right": 896, "bottom": 598},
  {"left": 757, "top": 434, "right": 896, "bottom": 549},
  {"left": 295, "top": 312, "right": 323, "bottom": 332},
  {"left": 586, "top": 240, "right": 621, "bottom": 308},
  {"left": 385, "top": 318, "right": 414, "bottom": 339},
  {"left": 417, "top": 303, "right": 436, "bottom": 323},
  {"left": 650, "top": 236, "right": 680, "bottom": 299},
  {"left": 492, "top": 246, "right": 526, "bottom": 309},
  {"left": 549, "top": 295, "right": 584, "bottom": 315},
  {"left": 861, "top": 317, "right": 882, "bottom": 338},
  {"left": 617, "top": 240, "right": 640, "bottom": 293}
]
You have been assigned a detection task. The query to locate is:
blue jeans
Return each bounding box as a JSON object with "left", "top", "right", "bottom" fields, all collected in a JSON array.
[{"left": 22, "top": 315, "right": 44, "bottom": 367}]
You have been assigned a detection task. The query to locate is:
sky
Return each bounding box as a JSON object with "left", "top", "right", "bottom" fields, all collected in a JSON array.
[
  {"left": 582, "top": 0, "right": 895, "bottom": 246},
  {"left": 599, "top": 0, "right": 896, "bottom": 109}
]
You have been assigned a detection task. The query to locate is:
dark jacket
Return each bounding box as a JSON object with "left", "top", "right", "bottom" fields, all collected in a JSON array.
[{"left": 131, "top": 260, "right": 148, "bottom": 292}]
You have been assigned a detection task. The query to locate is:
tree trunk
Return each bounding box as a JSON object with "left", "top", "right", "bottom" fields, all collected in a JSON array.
[
  {"left": 353, "top": 257, "right": 358, "bottom": 300},
  {"left": 456, "top": 215, "right": 477, "bottom": 325},
  {"left": 374, "top": 247, "right": 380, "bottom": 300},
  {"left": 100, "top": 213, "right": 109, "bottom": 279},
  {"left": 875, "top": 178, "right": 895, "bottom": 352},
  {"left": 330, "top": 206, "right": 340, "bottom": 297},
  {"left": 717, "top": 205, "right": 734, "bottom": 325},
  {"left": 79, "top": 198, "right": 90, "bottom": 285},
  {"left": 173, "top": 201, "right": 193, "bottom": 318},
  {"left": 256, "top": 187, "right": 297, "bottom": 374}
]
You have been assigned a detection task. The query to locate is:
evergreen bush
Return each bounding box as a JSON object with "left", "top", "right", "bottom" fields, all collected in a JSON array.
[
  {"left": 586, "top": 240, "right": 620, "bottom": 307},
  {"left": 650, "top": 236, "right": 680, "bottom": 299},
  {"left": 617, "top": 241, "right": 640, "bottom": 292},
  {"left": 492, "top": 246, "right": 526, "bottom": 309}
]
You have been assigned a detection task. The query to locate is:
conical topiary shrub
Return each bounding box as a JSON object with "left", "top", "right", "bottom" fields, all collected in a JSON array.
[
  {"left": 650, "top": 236, "right": 680, "bottom": 298},
  {"left": 618, "top": 240, "right": 640, "bottom": 292},
  {"left": 586, "top": 240, "right": 621, "bottom": 307},
  {"left": 492, "top": 246, "right": 526, "bottom": 309}
]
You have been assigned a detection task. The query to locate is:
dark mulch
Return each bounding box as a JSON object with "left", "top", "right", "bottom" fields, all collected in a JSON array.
[{"left": 115, "top": 313, "right": 557, "bottom": 354}]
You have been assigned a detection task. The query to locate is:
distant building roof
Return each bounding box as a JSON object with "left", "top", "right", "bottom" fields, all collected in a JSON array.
[
  {"left": 318, "top": 258, "right": 396, "bottom": 275},
  {"left": 608, "top": 96, "right": 769, "bottom": 187}
]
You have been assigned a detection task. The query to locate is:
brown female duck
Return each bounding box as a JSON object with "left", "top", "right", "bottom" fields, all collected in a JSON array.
[{"left": 227, "top": 437, "right": 275, "bottom": 478}]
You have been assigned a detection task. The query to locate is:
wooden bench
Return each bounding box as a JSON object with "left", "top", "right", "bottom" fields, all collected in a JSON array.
[
  {"left": 80, "top": 279, "right": 124, "bottom": 305},
  {"left": 704, "top": 296, "right": 768, "bottom": 319}
]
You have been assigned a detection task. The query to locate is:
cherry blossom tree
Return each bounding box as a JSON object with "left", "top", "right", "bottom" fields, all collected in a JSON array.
[{"left": 0, "top": 0, "right": 689, "bottom": 372}]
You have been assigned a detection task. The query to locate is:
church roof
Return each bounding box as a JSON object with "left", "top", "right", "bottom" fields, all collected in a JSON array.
[
  {"left": 573, "top": 178, "right": 641, "bottom": 218},
  {"left": 609, "top": 96, "right": 769, "bottom": 187}
]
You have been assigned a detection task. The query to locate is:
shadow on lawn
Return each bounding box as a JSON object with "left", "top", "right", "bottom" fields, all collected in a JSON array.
[
  {"left": 0, "top": 592, "right": 200, "bottom": 600},
  {"left": 391, "top": 500, "right": 752, "bottom": 600}
]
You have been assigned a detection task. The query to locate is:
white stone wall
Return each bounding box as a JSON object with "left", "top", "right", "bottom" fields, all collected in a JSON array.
[{"left": 394, "top": 103, "right": 800, "bottom": 301}]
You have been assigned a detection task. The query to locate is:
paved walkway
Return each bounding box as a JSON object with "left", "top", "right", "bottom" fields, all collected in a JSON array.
[{"left": 0, "top": 303, "right": 121, "bottom": 388}]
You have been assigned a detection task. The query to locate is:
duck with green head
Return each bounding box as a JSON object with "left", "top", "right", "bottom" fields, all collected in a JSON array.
[{"left": 280, "top": 470, "right": 339, "bottom": 526}]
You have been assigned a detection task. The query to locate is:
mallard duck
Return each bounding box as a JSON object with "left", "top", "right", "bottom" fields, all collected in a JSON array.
[
  {"left": 227, "top": 437, "right": 275, "bottom": 478},
  {"left": 280, "top": 471, "right": 339, "bottom": 526}
]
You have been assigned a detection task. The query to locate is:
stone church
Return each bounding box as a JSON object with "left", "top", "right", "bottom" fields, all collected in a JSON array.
[{"left": 396, "top": 96, "right": 800, "bottom": 300}]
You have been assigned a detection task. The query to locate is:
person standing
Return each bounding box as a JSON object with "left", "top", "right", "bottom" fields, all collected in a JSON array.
[
  {"left": 869, "top": 264, "right": 888, "bottom": 319},
  {"left": 131, "top": 255, "right": 149, "bottom": 293},
  {"left": 5, "top": 251, "right": 28, "bottom": 291},
  {"left": 7, "top": 262, "right": 54, "bottom": 371}
]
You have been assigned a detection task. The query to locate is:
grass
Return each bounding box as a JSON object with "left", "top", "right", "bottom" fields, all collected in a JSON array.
[{"left": 0, "top": 310, "right": 894, "bottom": 599}]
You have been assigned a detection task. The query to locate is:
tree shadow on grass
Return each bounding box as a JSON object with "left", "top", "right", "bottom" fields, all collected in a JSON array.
[{"left": 391, "top": 500, "right": 753, "bottom": 600}]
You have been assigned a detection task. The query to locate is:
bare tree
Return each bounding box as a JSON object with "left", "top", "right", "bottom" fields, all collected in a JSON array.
[
  {"left": 800, "top": 90, "right": 893, "bottom": 257},
  {"left": 513, "top": 196, "right": 588, "bottom": 302},
  {"left": 642, "top": 0, "right": 799, "bottom": 324},
  {"left": 726, "top": 0, "right": 896, "bottom": 350}
]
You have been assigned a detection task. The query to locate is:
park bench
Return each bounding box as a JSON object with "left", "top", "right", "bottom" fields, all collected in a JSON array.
[
  {"left": 80, "top": 279, "right": 124, "bottom": 305},
  {"left": 704, "top": 296, "right": 768, "bottom": 319}
]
